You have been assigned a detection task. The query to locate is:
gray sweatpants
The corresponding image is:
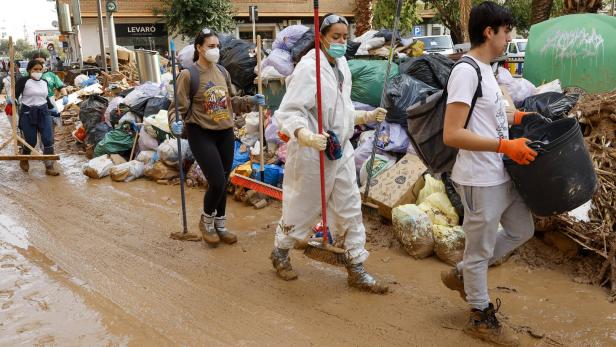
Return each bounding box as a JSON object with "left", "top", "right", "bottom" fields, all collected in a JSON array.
[{"left": 454, "top": 180, "right": 534, "bottom": 310}]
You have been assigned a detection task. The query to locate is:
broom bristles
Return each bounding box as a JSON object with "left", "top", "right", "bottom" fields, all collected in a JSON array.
[{"left": 303, "top": 240, "right": 347, "bottom": 266}]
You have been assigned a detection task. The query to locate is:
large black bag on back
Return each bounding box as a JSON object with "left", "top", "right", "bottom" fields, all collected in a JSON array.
[
  {"left": 405, "top": 57, "right": 482, "bottom": 174},
  {"left": 384, "top": 74, "right": 438, "bottom": 127},
  {"left": 399, "top": 54, "right": 454, "bottom": 89}
]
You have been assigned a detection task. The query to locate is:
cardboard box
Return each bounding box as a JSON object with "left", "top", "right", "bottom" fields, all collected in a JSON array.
[{"left": 364, "top": 154, "right": 427, "bottom": 220}]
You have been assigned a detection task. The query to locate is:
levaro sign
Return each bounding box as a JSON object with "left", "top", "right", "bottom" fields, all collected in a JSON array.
[{"left": 115, "top": 24, "right": 167, "bottom": 38}]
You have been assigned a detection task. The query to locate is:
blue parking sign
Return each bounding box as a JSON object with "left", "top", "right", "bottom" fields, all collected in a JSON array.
[{"left": 413, "top": 26, "right": 423, "bottom": 36}]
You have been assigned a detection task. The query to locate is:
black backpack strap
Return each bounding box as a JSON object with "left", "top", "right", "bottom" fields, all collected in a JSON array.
[{"left": 452, "top": 56, "right": 483, "bottom": 129}]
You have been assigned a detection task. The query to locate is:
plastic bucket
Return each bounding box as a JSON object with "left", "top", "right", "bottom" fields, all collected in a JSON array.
[{"left": 504, "top": 117, "right": 597, "bottom": 216}]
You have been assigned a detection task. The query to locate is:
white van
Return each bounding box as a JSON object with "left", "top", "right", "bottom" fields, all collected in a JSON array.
[
  {"left": 506, "top": 39, "right": 527, "bottom": 59},
  {"left": 414, "top": 35, "right": 455, "bottom": 56}
]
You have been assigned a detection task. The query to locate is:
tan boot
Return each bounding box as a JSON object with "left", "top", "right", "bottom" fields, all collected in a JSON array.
[
  {"left": 270, "top": 248, "right": 298, "bottom": 281},
  {"left": 463, "top": 299, "right": 519, "bottom": 346},
  {"left": 346, "top": 263, "right": 389, "bottom": 294},
  {"left": 214, "top": 216, "right": 238, "bottom": 244},
  {"left": 199, "top": 213, "right": 220, "bottom": 246},
  {"left": 44, "top": 161, "right": 59, "bottom": 176},
  {"left": 19, "top": 160, "right": 29, "bottom": 172},
  {"left": 441, "top": 267, "right": 466, "bottom": 301}
]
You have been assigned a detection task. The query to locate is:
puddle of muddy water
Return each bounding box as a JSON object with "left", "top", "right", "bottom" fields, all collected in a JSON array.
[{"left": 0, "top": 213, "right": 170, "bottom": 346}]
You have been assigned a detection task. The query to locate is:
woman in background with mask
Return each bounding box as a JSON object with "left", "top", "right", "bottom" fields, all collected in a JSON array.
[
  {"left": 169, "top": 28, "right": 265, "bottom": 247},
  {"left": 269, "top": 14, "right": 388, "bottom": 293},
  {"left": 14, "top": 59, "right": 59, "bottom": 176}
]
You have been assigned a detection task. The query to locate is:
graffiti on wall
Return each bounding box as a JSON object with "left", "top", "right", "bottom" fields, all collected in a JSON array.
[{"left": 540, "top": 28, "right": 604, "bottom": 61}]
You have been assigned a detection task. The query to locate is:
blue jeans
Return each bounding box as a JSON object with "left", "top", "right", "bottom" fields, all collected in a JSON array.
[{"left": 18, "top": 104, "right": 55, "bottom": 155}]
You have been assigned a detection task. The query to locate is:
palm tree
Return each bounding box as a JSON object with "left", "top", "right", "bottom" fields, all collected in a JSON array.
[
  {"left": 354, "top": 0, "right": 374, "bottom": 37},
  {"left": 531, "top": 0, "right": 554, "bottom": 24},
  {"left": 563, "top": 0, "right": 603, "bottom": 14},
  {"left": 460, "top": 0, "right": 471, "bottom": 42}
]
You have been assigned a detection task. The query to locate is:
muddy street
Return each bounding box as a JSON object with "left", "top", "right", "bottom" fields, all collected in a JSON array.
[{"left": 0, "top": 136, "right": 615, "bottom": 346}]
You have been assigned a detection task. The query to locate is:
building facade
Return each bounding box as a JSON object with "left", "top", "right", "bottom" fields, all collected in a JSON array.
[{"left": 77, "top": 0, "right": 440, "bottom": 58}]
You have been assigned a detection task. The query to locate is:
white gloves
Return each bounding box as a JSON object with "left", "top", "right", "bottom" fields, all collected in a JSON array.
[
  {"left": 355, "top": 107, "right": 387, "bottom": 125},
  {"left": 296, "top": 128, "right": 329, "bottom": 151}
]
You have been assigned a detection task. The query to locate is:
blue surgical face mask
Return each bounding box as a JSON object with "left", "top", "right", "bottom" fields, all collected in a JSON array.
[{"left": 326, "top": 40, "right": 347, "bottom": 59}]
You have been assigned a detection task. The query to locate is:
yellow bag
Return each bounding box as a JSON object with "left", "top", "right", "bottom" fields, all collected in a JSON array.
[
  {"left": 416, "top": 174, "right": 446, "bottom": 205},
  {"left": 418, "top": 192, "right": 459, "bottom": 226},
  {"left": 234, "top": 161, "right": 253, "bottom": 177}
]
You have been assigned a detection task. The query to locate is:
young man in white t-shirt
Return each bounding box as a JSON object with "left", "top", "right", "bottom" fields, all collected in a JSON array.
[{"left": 441, "top": 2, "right": 538, "bottom": 346}]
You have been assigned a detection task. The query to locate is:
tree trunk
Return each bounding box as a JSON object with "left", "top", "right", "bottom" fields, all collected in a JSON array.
[
  {"left": 564, "top": 0, "right": 603, "bottom": 14},
  {"left": 531, "top": 0, "right": 554, "bottom": 25},
  {"left": 354, "top": 0, "right": 374, "bottom": 37},
  {"left": 459, "top": 0, "right": 471, "bottom": 43}
]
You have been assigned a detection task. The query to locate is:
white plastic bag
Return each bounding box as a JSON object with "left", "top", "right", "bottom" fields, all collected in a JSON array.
[
  {"left": 392, "top": 204, "right": 434, "bottom": 259},
  {"left": 138, "top": 126, "right": 159, "bottom": 152},
  {"left": 83, "top": 155, "right": 114, "bottom": 179},
  {"left": 123, "top": 82, "right": 163, "bottom": 107},
  {"left": 534, "top": 79, "right": 562, "bottom": 95},
  {"left": 244, "top": 112, "right": 260, "bottom": 135},
  {"left": 110, "top": 160, "right": 145, "bottom": 182},
  {"left": 157, "top": 138, "right": 192, "bottom": 167},
  {"left": 261, "top": 49, "right": 294, "bottom": 76},
  {"left": 136, "top": 150, "right": 156, "bottom": 164}
]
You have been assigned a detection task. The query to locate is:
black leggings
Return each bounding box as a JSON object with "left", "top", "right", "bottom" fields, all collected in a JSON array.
[{"left": 187, "top": 124, "right": 235, "bottom": 216}]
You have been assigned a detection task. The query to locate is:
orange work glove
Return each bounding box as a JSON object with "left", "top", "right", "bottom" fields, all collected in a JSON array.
[
  {"left": 513, "top": 111, "right": 540, "bottom": 125},
  {"left": 497, "top": 138, "right": 538, "bottom": 165}
]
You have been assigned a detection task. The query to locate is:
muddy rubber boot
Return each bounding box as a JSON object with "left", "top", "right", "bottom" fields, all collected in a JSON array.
[
  {"left": 346, "top": 263, "right": 389, "bottom": 294},
  {"left": 44, "top": 160, "right": 59, "bottom": 176},
  {"left": 199, "top": 213, "right": 220, "bottom": 246},
  {"left": 270, "top": 248, "right": 298, "bottom": 281},
  {"left": 441, "top": 267, "right": 466, "bottom": 301},
  {"left": 464, "top": 299, "right": 519, "bottom": 346},
  {"left": 19, "top": 160, "right": 29, "bottom": 172},
  {"left": 214, "top": 216, "right": 237, "bottom": 244}
]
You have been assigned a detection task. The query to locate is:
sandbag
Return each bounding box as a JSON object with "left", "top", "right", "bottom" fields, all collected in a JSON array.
[
  {"left": 273, "top": 25, "right": 310, "bottom": 51},
  {"left": 433, "top": 225, "right": 465, "bottom": 266},
  {"left": 136, "top": 150, "right": 156, "bottom": 164},
  {"left": 359, "top": 153, "right": 396, "bottom": 187},
  {"left": 384, "top": 74, "right": 437, "bottom": 126},
  {"left": 220, "top": 39, "right": 257, "bottom": 94},
  {"left": 83, "top": 155, "right": 114, "bottom": 179},
  {"left": 79, "top": 95, "right": 109, "bottom": 145},
  {"left": 157, "top": 138, "right": 192, "bottom": 168},
  {"left": 291, "top": 29, "right": 315, "bottom": 64},
  {"left": 261, "top": 48, "right": 294, "bottom": 76},
  {"left": 138, "top": 126, "right": 159, "bottom": 152},
  {"left": 399, "top": 54, "right": 454, "bottom": 89},
  {"left": 93, "top": 129, "right": 134, "bottom": 158},
  {"left": 144, "top": 161, "right": 179, "bottom": 180},
  {"left": 520, "top": 92, "right": 580, "bottom": 120},
  {"left": 144, "top": 97, "right": 170, "bottom": 118},
  {"left": 418, "top": 192, "right": 459, "bottom": 226},
  {"left": 110, "top": 160, "right": 145, "bottom": 182},
  {"left": 392, "top": 204, "right": 434, "bottom": 259},
  {"left": 348, "top": 60, "right": 399, "bottom": 107},
  {"left": 416, "top": 174, "right": 446, "bottom": 204}
]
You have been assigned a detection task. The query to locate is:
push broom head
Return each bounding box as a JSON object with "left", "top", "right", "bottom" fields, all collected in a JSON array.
[
  {"left": 169, "top": 231, "right": 201, "bottom": 242},
  {"left": 303, "top": 226, "right": 348, "bottom": 267}
]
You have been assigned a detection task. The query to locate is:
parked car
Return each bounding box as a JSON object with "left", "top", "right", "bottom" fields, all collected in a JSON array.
[
  {"left": 505, "top": 39, "right": 527, "bottom": 59},
  {"left": 413, "top": 35, "right": 455, "bottom": 56}
]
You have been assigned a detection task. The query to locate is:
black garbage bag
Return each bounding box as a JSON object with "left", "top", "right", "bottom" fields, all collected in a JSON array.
[
  {"left": 384, "top": 74, "right": 438, "bottom": 127},
  {"left": 373, "top": 29, "right": 402, "bottom": 44},
  {"left": 218, "top": 33, "right": 235, "bottom": 48},
  {"left": 399, "top": 54, "right": 454, "bottom": 89},
  {"left": 520, "top": 92, "right": 580, "bottom": 120},
  {"left": 442, "top": 172, "right": 464, "bottom": 221},
  {"left": 144, "top": 97, "right": 171, "bottom": 117},
  {"left": 79, "top": 95, "right": 109, "bottom": 144},
  {"left": 291, "top": 29, "right": 315, "bottom": 64},
  {"left": 345, "top": 41, "right": 361, "bottom": 60},
  {"left": 128, "top": 98, "right": 149, "bottom": 119},
  {"left": 88, "top": 121, "right": 113, "bottom": 146},
  {"left": 219, "top": 39, "right": 257, "bottom": 94}
]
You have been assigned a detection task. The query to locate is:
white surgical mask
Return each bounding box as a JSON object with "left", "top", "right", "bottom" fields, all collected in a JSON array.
[
  {"left": 204, "top": 48, "right": 220, "bottom": 63},
  {"left": 31, "top": 72, "right": 43, "bottom": 80}
]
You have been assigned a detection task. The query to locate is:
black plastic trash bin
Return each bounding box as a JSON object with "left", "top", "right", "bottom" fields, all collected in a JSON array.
[{"left": 505, "top": 116, "right": 597, "bottom": 217}]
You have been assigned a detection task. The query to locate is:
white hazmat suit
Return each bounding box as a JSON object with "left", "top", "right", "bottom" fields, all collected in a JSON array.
[{"left": 273, "top": 49, "right": 369, "bottom": 265}]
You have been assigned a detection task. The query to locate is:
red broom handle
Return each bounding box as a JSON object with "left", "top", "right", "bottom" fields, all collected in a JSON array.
[{"left": 313, "top": 0, "right": 328, "bottom": 243}]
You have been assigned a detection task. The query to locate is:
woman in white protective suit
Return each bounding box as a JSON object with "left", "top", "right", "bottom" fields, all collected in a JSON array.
[{"left": 269, "top": 13, "right": 389, "bottom": 294}]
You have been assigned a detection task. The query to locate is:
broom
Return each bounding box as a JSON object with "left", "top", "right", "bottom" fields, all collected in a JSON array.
[
  {"left": 168, "top": 40, "right": 201, "bottom": 242},
  {"left": 302, "top": 0, "right": 347, "bottom": 267},
  {"left": 362, "top": 0, "right": 404, "bottom": 216}
]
